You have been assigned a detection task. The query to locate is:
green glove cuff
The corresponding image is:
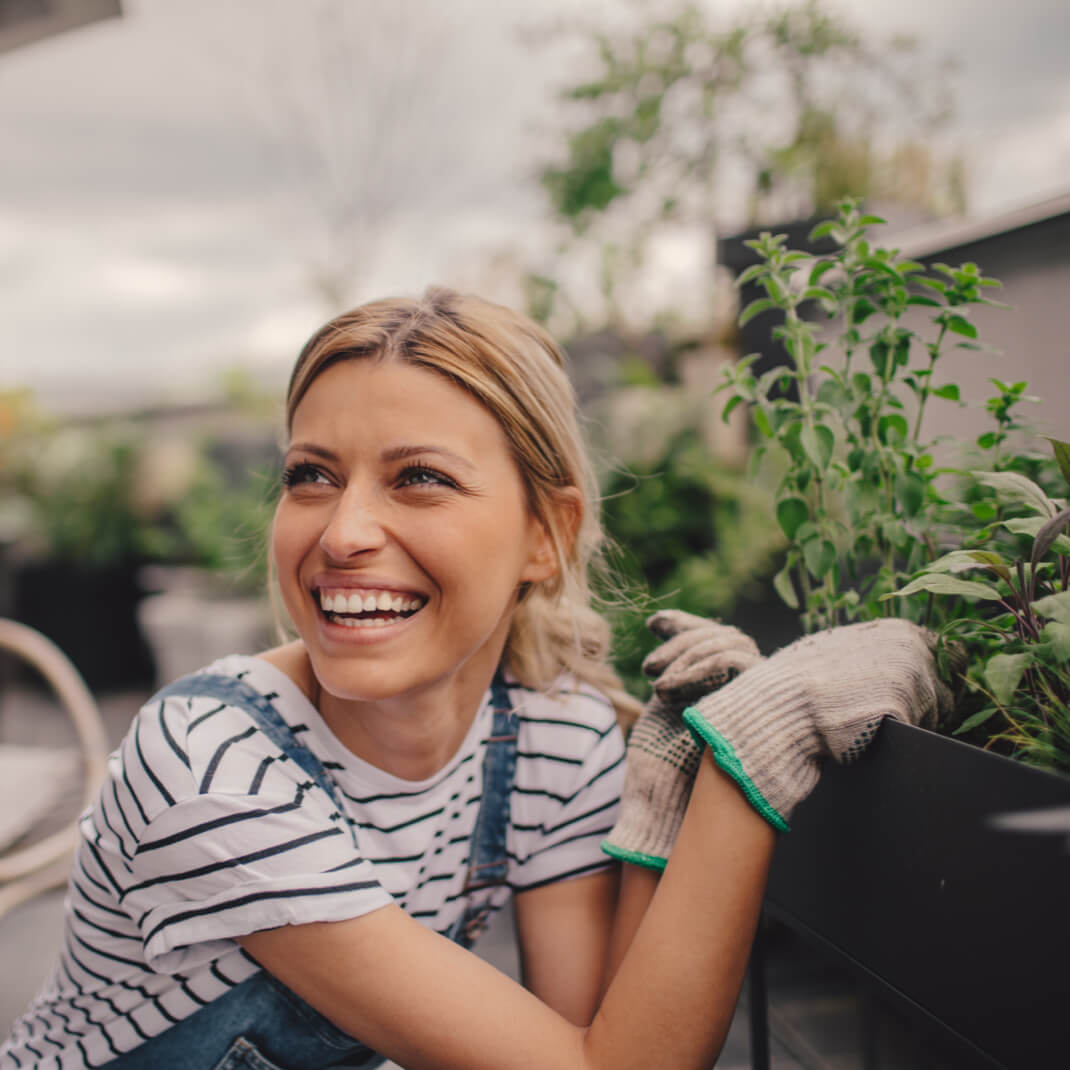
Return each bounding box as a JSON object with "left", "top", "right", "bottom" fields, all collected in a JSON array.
[
  {"left": 683, "top": 707, "right": 790, "bottom": 833},
  {"left": 600, "top": 840, "right": 669, "bottom": 871}
]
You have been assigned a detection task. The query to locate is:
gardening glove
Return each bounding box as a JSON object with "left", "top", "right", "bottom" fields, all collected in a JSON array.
[
  {"left": 603, "top": 611, "right": 763, "bottom": 870},
  {"left": 682, "top": 618, "right": 959, "bottom": 833}
]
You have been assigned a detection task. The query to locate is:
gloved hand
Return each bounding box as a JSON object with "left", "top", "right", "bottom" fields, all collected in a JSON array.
[
  {"left": 682, "top": 618, "right": 959, "bottom": 832},
  {"left": 602, "top": 611, "right": 762, "bottom": 870}
]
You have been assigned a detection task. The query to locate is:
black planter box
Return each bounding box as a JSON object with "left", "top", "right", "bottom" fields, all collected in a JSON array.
[
  {"left": 762, "top": 720, "right": 1070, "bottom": 1069},
  {"left": 11, "top": 561, "right": 156, "bottom": 692}
]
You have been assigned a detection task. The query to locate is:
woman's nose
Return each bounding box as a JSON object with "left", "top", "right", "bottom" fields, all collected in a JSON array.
[{"left": 319, "top": 488, "right": 388, "bottom": 561}]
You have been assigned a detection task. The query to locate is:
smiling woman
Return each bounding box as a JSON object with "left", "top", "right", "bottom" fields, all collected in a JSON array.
[{"left": 0, "top": 287, "right": 955, "bottom": 1070}]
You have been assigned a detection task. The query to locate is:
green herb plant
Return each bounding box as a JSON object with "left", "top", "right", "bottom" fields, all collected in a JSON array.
[
  {"left": 888, "top": 453, "right": 1070, "bottom": 771},
  {"left": 718, "top": 198, "right": 1005, "bottom": 630},
  {"left": 717, "top": 198, "right": 1070, "bottom": 772}
]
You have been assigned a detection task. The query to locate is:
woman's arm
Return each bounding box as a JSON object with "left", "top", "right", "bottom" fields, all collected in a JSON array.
[
  {"left": 512, "top": 868, "right": 619, "bottom": 1024},
  {"left": 239, "top": 753, "right": 775, "bottom": 1070}
]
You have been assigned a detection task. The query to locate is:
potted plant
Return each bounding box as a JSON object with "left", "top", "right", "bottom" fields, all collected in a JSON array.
[
  {"left": 136, "top": 437, "right": 277, "bottom": 686},
  {"left": 6, "top": 415, "right": 159, "bottom": 691},
  {"left": 717, "top": 201, "right": 1070, "bottom": 1068}
]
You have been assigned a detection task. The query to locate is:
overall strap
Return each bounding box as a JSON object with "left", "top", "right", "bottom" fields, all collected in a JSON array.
[
  {"left": 451, "top": 668, "right": 518, "bottom": 948},
  {"left": 155, "top": 673, "right": 356, "bottom": 848}
]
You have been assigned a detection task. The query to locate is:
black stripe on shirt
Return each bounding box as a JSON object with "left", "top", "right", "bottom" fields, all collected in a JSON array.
[
  {"left": 140, "top": 877, "right": 381, "bottom": 948},
  {"left": 125, "top": 827, "right": 347, "bottom": 898},
  {"left": 133, "top": 718, "right": 175, "bottom": 807},
  {"left": 199, "top": 725, "right": 258, "bottom": 792},
  {"left": 248, "top": 755, "right": 276, "bottom": 794},
  {"left": 134, "top": 783, "right": 314, "bottom": 854},
  {"left": 511, "top": 796, "right": 619, "bottom": 838},
  {"left": 516, "top": 714, "right": 616, "bottom": 739},
  {"left": 157, "top": 700, "right": 191, "bottom": 768}
]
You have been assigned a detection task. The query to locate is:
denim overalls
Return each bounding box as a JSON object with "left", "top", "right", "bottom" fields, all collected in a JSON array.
[{"left": 105, "top": 670, "right": 519, "bottom": 1070}]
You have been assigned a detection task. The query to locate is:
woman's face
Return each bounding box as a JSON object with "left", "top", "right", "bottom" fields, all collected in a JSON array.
[{"left": 273, "top": 357, "right": 557, "bottom": 708}]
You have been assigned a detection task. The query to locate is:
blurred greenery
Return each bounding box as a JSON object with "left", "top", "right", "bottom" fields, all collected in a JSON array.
[
  {"left": 599, "top": 427, "right": 784, "bottom": 695},
  {"left": 1, "top": 393, "right": 278, "bottom": 596},
  {"left": 543, "top": 0, "right": 963, "bottom": 234}
]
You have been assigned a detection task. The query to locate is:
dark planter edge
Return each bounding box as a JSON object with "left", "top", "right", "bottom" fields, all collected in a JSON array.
[{"left": 757, "top": 719, "right": 1070, "bottom": 1070}]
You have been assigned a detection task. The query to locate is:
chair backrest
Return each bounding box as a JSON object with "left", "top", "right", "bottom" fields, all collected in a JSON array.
[{"left": 0, "top": 619, "right": 110, "bottom": 914}]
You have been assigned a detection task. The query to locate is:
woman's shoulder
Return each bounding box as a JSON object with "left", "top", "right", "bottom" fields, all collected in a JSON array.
[
  {"left": 508, "top": 673, "right": 622, "bottom": 752},
  {"left": 120, "top": 648, "right": 319, "bottom": 802}
]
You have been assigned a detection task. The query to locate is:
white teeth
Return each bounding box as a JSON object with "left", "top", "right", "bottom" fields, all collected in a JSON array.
[{"left": 320, "top": 589, "right": 424, "bottom": 618}]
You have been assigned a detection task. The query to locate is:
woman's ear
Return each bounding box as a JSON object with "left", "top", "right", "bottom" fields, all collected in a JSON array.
[{"left": 521, "top": 487, "right": 583, "bottom": 585}]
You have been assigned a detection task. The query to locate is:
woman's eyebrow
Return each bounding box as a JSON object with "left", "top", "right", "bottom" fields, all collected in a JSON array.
[
  {"left": 381, "top": 444, "right": 477, "bottom": 473},
  {"left": 285, "top": 443, "right": 338, "bottom": 461}
]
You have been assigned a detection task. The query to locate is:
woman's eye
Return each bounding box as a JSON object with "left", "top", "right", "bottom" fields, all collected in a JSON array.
[
  {"left": 397, "top": 464, "right": 455, "bottom": 489},
  {"left": 282, "top": 462, "right": 330, "bottom": 489}
]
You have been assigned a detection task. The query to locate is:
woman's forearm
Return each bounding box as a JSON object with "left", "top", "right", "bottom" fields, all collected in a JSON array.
[{"left": 586, "top": 751, "right": 777, "bottom": 1067}]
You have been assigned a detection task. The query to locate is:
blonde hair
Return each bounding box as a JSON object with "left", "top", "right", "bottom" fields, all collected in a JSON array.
[{"left": 284, "top": 286, "right": 640, "bottom": 730}]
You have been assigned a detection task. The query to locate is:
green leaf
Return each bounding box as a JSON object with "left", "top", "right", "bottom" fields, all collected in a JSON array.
[
  {"left": 816, "top": 379, "right": 850, "bottom": 408},
  {"left": 858, "top": 214, "right": 887, "bottom": 226},
  {"left": 906, "top": 295, "right": 942, "bottom": 308},
  {"left": 984, "top": 652, "right": 1033, "bottom": 707},
  {"left": 801, "top": 423, "right": 835, "bottom": 468},
  {"left": 809, "top": 260, "right": 836, "bottom": 285},
  {"left": 971, "top": 500, "right": 998, "bottom": 522},
  {"left": 736, "top": 263, "right": 767, "bottom": 287},
  {"left": 808, "top": 220, "right": 837, "bottom": 242},
  {"left": 720, "top": 394, "right": 744, "bottom": 423},
  {"left": 930, "top": 383, "right": 960, "bottom": 401},
  {"left": 802, "top": 286, "right": 836, "bottom": 303},
  {"left": 776, "top": 497, "right": 809, "bottom": 540},
  {"left": 779, "top": 420, "right": 805, "bottom": 464},
  {"left": 1040, "top": 620, "right": 1070, "bottom": 659},
  {"left": 739, "top": 298, "right": 777, "bottom": 326},
  {"left": 977, "top": 431, "right": 1000, "bottom": 450},
  {"left": 1032, "top": 590, "right": 1070, "bottom": 626},
  {"left": 952, "top": 706, "right": 1000, "bottom": 736},
  {"left": 853, "top": 298, "right": 878, "bottom": 326},
  {"left": 975, "top": 471, "right": 1058, "bottom": 517},
  {"left": 945, "top": 314, "right": 978, "bottom": 339},
  {"left": 877, "top": 413, "right": 908, "bottom": 445},
  {"left": 895, "top": 471, "right": 925, "bottom": 517},
  {"left": 773, "top": 561, "right": 799, "bottom": 610},
  {"left": 1031, "top": 507, "right": 1070, "bottom": 568},
  {"left": 1001, "top": 517, "right": 1070, "bottom": 554},
  {"left": 885, "top": 574, "right": 1002, "bottom": 601},
  {"left": 1046, "top": 437, "right": 1070, "bottom": 491},
  {"left": 753, "top": 406, "right": 774, "bottom": 439},
  {"left": 924, "top": 548, "right": 1012, "bottom": 584},
  {"left": 803, "top": 538, "right": 836, "bottom": 579}
]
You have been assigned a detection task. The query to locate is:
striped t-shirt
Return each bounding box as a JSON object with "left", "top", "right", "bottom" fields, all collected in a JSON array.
[{"left": 1, "top": 655, "right": 625, "bottom": 1069}]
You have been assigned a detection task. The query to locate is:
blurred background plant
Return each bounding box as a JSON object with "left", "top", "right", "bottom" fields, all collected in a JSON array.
[
  {"left": 1, "top": 387, "right": 279, "bottom": 687},
  {"left": 532, "top": 0, "right": 964, "bottom": 340}
]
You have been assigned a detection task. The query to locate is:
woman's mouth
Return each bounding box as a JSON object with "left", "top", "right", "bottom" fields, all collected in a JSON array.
[{"left": 317, "top": 587, "right": 427, "bottom": 629}]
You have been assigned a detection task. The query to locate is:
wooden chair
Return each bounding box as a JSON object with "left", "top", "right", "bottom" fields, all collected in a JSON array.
[{"left": 0, "top": 619, "right": 110, "bottom": 918}]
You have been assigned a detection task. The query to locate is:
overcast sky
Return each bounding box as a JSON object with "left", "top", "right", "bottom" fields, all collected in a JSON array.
[{"left": 3, "top": 0, "right": 1070, "bottom": 413}]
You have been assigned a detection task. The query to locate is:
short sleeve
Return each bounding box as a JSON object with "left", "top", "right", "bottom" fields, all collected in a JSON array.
[
  {"left": 508, "top": 686, "right": 626, "bottom": 890},
  {"left": 126, "top": 782, "right": 394, "bottom": 973}
]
